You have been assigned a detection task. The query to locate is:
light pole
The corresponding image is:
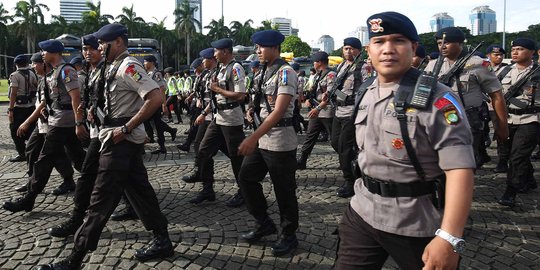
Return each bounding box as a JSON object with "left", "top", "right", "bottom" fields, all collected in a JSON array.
[
  {"left": 502, "top": 0, "right": 506, "bottom": 50},
  {"left": 221, "top": 0, "right": 224, "bottom": 20}
]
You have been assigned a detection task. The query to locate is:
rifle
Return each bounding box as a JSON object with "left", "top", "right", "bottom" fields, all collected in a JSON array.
[
  {"left": 42, "top": 62, "right": 53, "bottom": 117},
  {"left": 252, "top": 62, "right": 267, "bottom": 130},
  {"left": 209, "top": 63, "right": 221, "bottom": 115},
  {"left": 417, "top": 57, "right": 429, "bottom": 72},
  {"left": 94, "top": 45, "right": 110, "bottom": 126},
  {"left": 82, "top": 61, "right": 91, "bottom": 123},
  {"left": 327, "top": 54, "right": 362, "bottom": 107},
  {"left": 438, "top": 41, "right": 485, "bottom": 87},
  {"left": 503, "top": 64, "right": 540, "bottom": 104}
]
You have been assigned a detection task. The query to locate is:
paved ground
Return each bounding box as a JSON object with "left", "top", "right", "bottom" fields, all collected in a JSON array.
[{"left": 0, "top": 103, "right": 539, "bottom": 270}]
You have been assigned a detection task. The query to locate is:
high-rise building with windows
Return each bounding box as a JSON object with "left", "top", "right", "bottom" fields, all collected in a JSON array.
[
  {"left": 430, "top": 12, "right": 454, "bottom": 32},
  {"left": 271, "top": 17, "right": 293, "bottom": 37},
  {"left": 470, "top": 5, "right": 496, "bottom": 35},
  {"left": 317, "top": 35, "right": 334, "bottom": 54},
  {"left": 348, "top": 26, "right": 369, "bottom": 46},
  {"left": 175, "top": 0, "right": 203, "bottom": 33},
  {"left": 60, "top": 0, "right": 91, "bottom": 23}
]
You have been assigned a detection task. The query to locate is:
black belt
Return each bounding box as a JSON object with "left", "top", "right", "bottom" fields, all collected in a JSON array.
[
  {"left": 508, "top": 107, "right": 540, "bottom": 115},
  {"left": 262, "top": 117, "right": 294, "bottom": 127},
  {"left": 216, "top": 102, "right": 240, "bottom": 110},
  {"left": 52, "top": 104, "right": 73, "bottom": 110},
  {"left": 362, "top": 174, "right": 435, "bottom": 197},
  {"left": 102, "top": 116, "right": 131, "bottom": 128},
  {"left": 336, "top": 96, "right": 355, "bottom": 106}
]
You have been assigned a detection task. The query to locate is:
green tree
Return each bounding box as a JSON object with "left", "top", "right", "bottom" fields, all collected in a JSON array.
[
  {"left": 174, "top": 0, "right": 201, "bottom": 65},
  {"left": 281, "top": 35, "right": 311, "bottom": 57},
  {"left": 230, "top": 19, "right": 254, "bottom": 46},
  {"left": 81, "top": 1, "right": 113, "bottom": 33},
  {"left": 205, "top": 18, "right": 231, "bottom": 41},
  {"left": 50, "top": 15, "right": 78, "bottom": 38},
  {"left": 115, "top": 4, "right": 145, "bottom": 37},
  {"left": 0, "top": 3, "right": 14, "bottom": 78},
  {"left": 257, "top": 20, "right": 276, "bottom": 31},
  {"left": 13, "top": 0, "right": 49, "bottom": 53}
]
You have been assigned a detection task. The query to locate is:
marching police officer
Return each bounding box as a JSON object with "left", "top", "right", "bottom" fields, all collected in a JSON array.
[
  {"left": 8, "top": 54, "right": 38, "bottom": 162},
  {"left": 330, "top": 37, "right": 368, "bottom": 198},
  {"left": 336, "top": 12, "right": 476, "bottom": 269},
  {"left": 36, "top": 24, "right": 174, "bottom": 269},
  {"left": 297, "top": 51, "right": 336, "bottom": 169},
  {"left": 238, "top": 29, "right": 299, "bottom": 256},
  {"left": 188, "top": 39, "right": 247, "bottom": 207},
  {"left": 424, "top": 27, "right": 509, "bottom": 168},
  {"left": 178, "top": 57, "right": 205, "bottom": 152},
  {"left": 497, "top": 38, "right": 540, "bottom": 207},
  {"left": 3, "top": 39, "right": 88, "bottom": 213}
]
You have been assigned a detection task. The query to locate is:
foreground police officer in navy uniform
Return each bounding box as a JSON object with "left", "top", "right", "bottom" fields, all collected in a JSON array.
[
  {"left": 36, "top": 24, "right": 173, "bottom": 270},
  {"left": 238, "top": 30, "right": 299, "bottom": 256},
  {"left": 425, "top": 27, "right": 509, "bottom": 169},
  {"left": 497, "top": 38, "right": 540, "bottom": 207},
  {"left": 335, "top": 12, "right": 476, "bottom": 269},
  {"left": 3, "top": 40, "right": 88, "bottom": 213}
]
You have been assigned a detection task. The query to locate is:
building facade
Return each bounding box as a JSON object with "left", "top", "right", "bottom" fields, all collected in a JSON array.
[
  {"left": 470, "top": 5, "right": 497, "bottom": 35},
  {"left": 430, "top": 12, "right": 454, "bottom": 32},
  {"left": 60, "top": 0, "right": 91, "bottom": 23},
  {"left": 176, "top": 0, "right": 203, "bottom": 33},
  {"left": 348, "top": 26, "right": 369, "bottom": 46},
  {"left": 317, "top": 35, "right": 334, "bottom": 54},
  {"left": 271, "top": 17, "right": 293, "bottom": 37}
]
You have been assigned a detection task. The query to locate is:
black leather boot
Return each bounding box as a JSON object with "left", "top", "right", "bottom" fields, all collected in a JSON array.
[
  {"left": 48, "top": 213, "right": 84, "bottom": 238},
  {"left": 242, "top": 218, "right": 277, "bottom": 243},
  {"left": 111, "top": 203, "right": 138, "bottom": 221},
  {"left": 189, "top": 182, "right": 215, "bottom": 204},
  {"left": 271, "top": 234, "right": 298, "bottom": 256},
  {"left": 297, "top": 152, "right": 309, "bottom": 170},
  {"left": 498, "top": 189, "right": 516, "bottom": 207},
  {"left": 3, "top": 194, "right": 36, "bottom": 212},
  {"left": 225, "top": 191, "right": 244, "bottom": 207},
  {"left": 36, "top": 247, "right": 87, "bottom": 270},
  {"left": 134, "top": 230, "right": 174, "bottom": 262},
  {"left": 182, "top": 167, "right": 201, "bottom": 183}
]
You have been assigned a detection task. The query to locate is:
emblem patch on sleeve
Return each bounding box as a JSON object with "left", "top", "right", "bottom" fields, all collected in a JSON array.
[
  {"left": 280, "top": 69, "right": 288, "bottom": 86},
  {"left": 62, "top": 69, "right": 71, "bottom": 83},
  {"left": 126, "top": 64, "right": 142, "bottom": 81},
  {"left": 434, "top": 93, "right": 462, "bottom": 125}
]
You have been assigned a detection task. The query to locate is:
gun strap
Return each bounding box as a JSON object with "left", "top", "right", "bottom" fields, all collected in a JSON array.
[
  {"left": 497, "top": 65, "right": 512, "bottom": 81},
  {"left": 504, "top": 63, "right": 540, "bottom": 104},
  {"left": 261, "top": 60, "right": 287, "bottom": 115},
  {"left": 104, "top": 54, "right": 130, "bottom": 115},
  {"left": 454, "top": 72, "right": 466, "bottom": 106},
  {"left": 351, "top": 77, "right": 376, "bottom": 121}
]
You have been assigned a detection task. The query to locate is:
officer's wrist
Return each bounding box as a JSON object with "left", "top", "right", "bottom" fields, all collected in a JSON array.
[
  {"left": 316, "top": 105, "right": 322, "bottom": 111},
  {"left": 201, "top": 110, "right": 208, "bottom": 116}
]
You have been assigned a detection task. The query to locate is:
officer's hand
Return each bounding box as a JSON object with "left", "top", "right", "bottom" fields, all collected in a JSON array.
[
  {"left": 76, "top": 125, "right": 89, "bottom": 141},
  {"left": 421, "top": 236, "right": 459, "bottom": 270},
  {"left": 77, "top": 103, "right": 85, "bottom": 115},
  {"left": 112, "top": 127, "right": 127, "bottom": 144},
  {"left": 238, "top": 135, "right": 257, "bottom": 156},
  {"left": 40, "top": 108, "right": 49, "bottom": 120},
  {"left": 8, "top": 111, "right": 13, "bottom": 123},
  {"left": 87, "top": 106, "right": 95, "bottom": 123},
  {"left": 210, "top": 82, "right": 220, "bottom": 93},
  {"left": 195, "top": 114, "right": 205, "bottom": 126},
  {"left": 495, "top": 127, "right": 509, "bottom": 143},
  {"left": 308, "top": 108, "right": 319, "bottom": 119},
  {"left": 322, "top": 92, "right": 329, "bottom": 102},
  {"left": 245, "top": 108, "right": 254, "bottom": 123},
  {"left": 17, "top": 122, "right": 29, "bottom": 137}
]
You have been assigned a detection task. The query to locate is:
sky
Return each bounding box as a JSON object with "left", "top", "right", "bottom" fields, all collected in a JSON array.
[{"left": 2, "top": 0, "right": 539, "bottom": 47}]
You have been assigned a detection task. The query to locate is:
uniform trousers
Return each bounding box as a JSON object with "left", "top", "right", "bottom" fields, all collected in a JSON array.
[
  {"left": 28, "top": 126, "right": 86, "bottom": 197},
  {"left": 336, "top": 204, "right": 433, "bottom": 270},
  {"left": 72, "top": 137, "right": 101, "bottom": 219},
  {"left": 193, "top": 120, "right": 213, "bottom": 164},
  {"left": 74, "top": 140, "right": 168, "bottom": 251},
  {"left": 239, "top": 148, "right": 298, "bottom": 235},
  {"left": 300, "top": 117, "right": 333, "bottom": 157},
  {"left": 152, "top": 108, "right": 175, "bottom": 148},
  {"left": 331, "top": 116, "right": 356, "bottom": 182},
  {"left": 506, "top": 122, "right": 539, "bottom": 193},
  {"left": 10, "top": 106, "right": 35, "bottom": 156},
  {"left": 166, "top": 95, "right": 182, "bottom": 122},
  {"left": 466, "top": 108, "right": 485, "bottom": 167},
  {"left": 24, "top": 127, "right": 72, "bottom": 179}
]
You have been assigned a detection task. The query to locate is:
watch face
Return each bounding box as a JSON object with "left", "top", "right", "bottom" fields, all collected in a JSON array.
[{"left": 454, "top": 240, "right": 466, "bottom": 253}]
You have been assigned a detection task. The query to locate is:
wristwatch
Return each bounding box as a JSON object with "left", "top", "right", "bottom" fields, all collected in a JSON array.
[
  {"left": 201, "top": 110, "right": 208, "bottom": 116},
  {"left": 435, "top": 229, "right": 466, "bottom": 254},
  {"left": 316, "top": 105, "right": 322, "bottom": 111},
  {"left": 121, "top": 124, "right": 131, "bottom": 134},
  {"left": 75, "top": 120, "right": 84, "bottom": 126}
]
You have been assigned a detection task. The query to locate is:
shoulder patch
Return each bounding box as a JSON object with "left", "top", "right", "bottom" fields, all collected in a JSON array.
[
  {"left": 126, "top": 64, "right": 142, "bottom": 82},
  {"left": 62, "top": 69, "right": 71, "bottom": 83},
  {"left": 434, "top": 93, "right": 463, "bottom": 124},
  {"left": 280, "top": 69, "right": 289, "bottom": 86}
]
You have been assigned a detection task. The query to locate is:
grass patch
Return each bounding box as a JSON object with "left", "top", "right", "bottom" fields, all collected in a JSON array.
[{"left": 0, "top": 79, "right": 8, "bottom": 102}]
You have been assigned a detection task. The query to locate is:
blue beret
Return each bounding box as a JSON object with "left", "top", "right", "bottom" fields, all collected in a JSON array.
[
  {"left": 290, "top": 63, "right": 300, "bottom": 71},
  {"left": 429, "top": 52, "right": 440, "bottom": 59},
  {"left": 70, "top": 56, "right": 83, "bottom": 65},
  {"left": 415, "top": 45, "right": 426, "bottom": 58},
  {"left": 143, "top": 55, "right": 157, "bottom": 63},
  {"left": 251, "top": 30, "right": 285, "bottom": 47},
  {"left": 199, "top": 48, "right": 215, "bottom": 59},
  {"left": 343, "top": 37, "right": 362, "bottom": 49},
  {"left": 190, "top": 57, "right": 203, "bottom": 69},
  {"left": 82, "top": 34, "right": 99, "bottom": 50},
  {"left": 312, "top": 51, "right": 329, "bottom": 62},
  {"left": 14, "top": 54, "right": 28, "bottom": 64},
  {"left": 94, "top": 23, "right": 128, "bottom": 42},
  {"left": 30, "top": 52, "right": 43, "bottom": 63},
  {"left": 486, "top": 44, "right": 506, "bottom": 55},
  {"left": 249, "top": 60, "right": 260, "bottom": 68},
  {"left": 39, "top": 39, "right": 64, "bottom": 53},
  {"left": 366, "top": 11, "right": 418, "bottom": 41},
  {"left": 211, "top": 38, "right": 233, "bottom": 49},
  {"left": 473, "top": 51, "right": 486, "bottom": 58},
  {"left": 435, "top": 27, "right": 465, "bottom": 43},
  {"left": 512, "top": 38, "right": 537, "bottom": 51}
]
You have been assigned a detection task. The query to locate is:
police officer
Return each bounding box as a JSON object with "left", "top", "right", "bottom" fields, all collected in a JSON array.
[
  {"left": 189, "top": 39, "right": 247, "bottom": 207},
  {"left": 297, "top": 51, "right": 336, "bottom": 169},
  {"left": 336, "top": 11, "right": 476, "bottom": 269},
  {"left": 178, "top": 57, "right": 205, "bottom": 152},
  {"left": 182, "top": 48, "right": 219, "bottom": 187},
  {"left": 487, "top": 45, "right": 508, "bottom": 73},
  {"left": 8, "top": 54, "right": 38, "bottom": 162},
  {"left": 166, "top": 71, "right": 182, "bottom": 124},
  {"left": 424, "top": 27, "right": 509, "bottom": 168},
  {"left": 36, "top": 24, "right": 173, "bottom": 270},
  {"left": 3, "top": 39, "right": 88, "bottom": 213},
  {"left": 412, "top": 44, "right": 427, "bottom": 69},
  {"left": 497, "top": 38, "right": 540, "bottom": 207},
  {"left": 330, "top": 37, "right": 368, "bottom": 198},
  {"left": 238, "top": 29, "right": 299, "bottom": 256}
]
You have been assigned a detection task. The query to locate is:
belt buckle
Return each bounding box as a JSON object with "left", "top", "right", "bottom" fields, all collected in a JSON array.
[
  {"left": 366, "top": 177, "right": 381, "bottom": 195},
  {"left": 379, "top": 181, "right": 393, "bottom": 197}
]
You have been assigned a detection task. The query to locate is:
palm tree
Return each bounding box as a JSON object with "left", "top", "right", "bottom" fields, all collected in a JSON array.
[
  {"left": 115, "top": 4, "right": 145, "bottom": 37},
  {"left": 81, "top": 1, "right": 113, "bottom": 33},
  {"left": 50, "top": 15, "right": 73, "bottom": 38},
  {"left": 0, "top": 3, "right": 13, "bottom": 78},
  {"left": 13, "top": 0, "right": 49, "bottom": 53},
  {"left": 230, "top": 19, "right": 254, "bottom": 46},
  {"left": 204, "top": 18, "right": 231, "bottom": 41},
  {"left": 258, "top": 20, "right": 275, "bottom": 31},
  {"left": 150, "top": 17, "right": 171, "bottom": 55},
  {"left": 174, "top": 0, "right": 202, "bottom": 65}
]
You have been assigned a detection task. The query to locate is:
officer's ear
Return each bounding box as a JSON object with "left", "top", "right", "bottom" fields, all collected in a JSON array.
[{"left": 411, "top": 42, "right": 419, "bottom": 56}]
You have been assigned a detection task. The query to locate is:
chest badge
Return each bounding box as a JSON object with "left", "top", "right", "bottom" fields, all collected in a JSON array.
[{"left": 392, "top": 138, "right": 404, "bottom": 150}]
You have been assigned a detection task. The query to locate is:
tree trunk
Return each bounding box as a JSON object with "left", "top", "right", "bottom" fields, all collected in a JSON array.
[{"left": 186, "top": 33, "right": 190, "bottom": 65}]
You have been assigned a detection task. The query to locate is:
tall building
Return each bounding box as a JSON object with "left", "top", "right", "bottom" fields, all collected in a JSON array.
[
  {"left": 175, "top": 0, "right": 203, "bottom": 33},
  {"left": 317, "top": 35, "right": 334, "bottom": 54},
  {"left": 60, "top": 0, "right": 91, "bottom": 23},
  {"left": 271, "top": 17, "right": 293, "bottom": 37},
  {"left": 348, "top": 26, "right": 369, "bottom": 46},
  {"left": 470, "top": 5, "right": 496, "bottom": 35},
  {"left": 430, "top": 12, "right": 454, "bottom": 32}
]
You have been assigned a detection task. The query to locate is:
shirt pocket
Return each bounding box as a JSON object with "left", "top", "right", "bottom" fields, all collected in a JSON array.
[
  {"left": 458, "top": 73, "right": 471, "bottom": 92},
  {"left": 354, "top": 110, "right": 368, "bottom": 150},
  {"left": 380, "top": 119, "right": 417, "bottom": 161}
]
